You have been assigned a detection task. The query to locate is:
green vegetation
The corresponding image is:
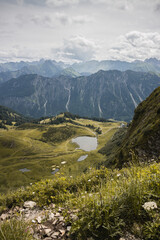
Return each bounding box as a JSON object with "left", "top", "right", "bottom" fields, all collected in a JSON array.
[
  {"left": 1, "top": 85, "right": 160, "bottom": 240},
  {"left": 0, "top": 218, "right": 33, "bottom": 240},
  {"left": 0, "top": 163, "right": 160, "bottom": 240},
  {"left": 0, "top": 114, "right": 120, "bottom": 193},
  {"left": 114, "top": 86, "right": 160, "bottom": 167},
  {"left": 41, "top": 126, "right": 76, "bottom": 143}
]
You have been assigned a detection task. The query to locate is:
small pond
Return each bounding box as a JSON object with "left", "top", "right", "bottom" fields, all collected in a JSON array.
[
  {"left": 77, "top": 155, "right": 88, "bottom": 162},
  {"left": 19, "top": 168, "right": 30, "bottom": 173},
  {"left": 51, "top": 168, "right": 59, "bottom": 175},
  {"left": 72, "top": 136, "right": 98, "bottom": 151}
]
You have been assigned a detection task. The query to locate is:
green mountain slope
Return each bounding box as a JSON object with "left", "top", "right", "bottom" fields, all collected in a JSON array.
[
  {"left": 0, "top": 105, "right": 30, "bottom": 126},
  {"left": 101, "top": 86, "right": 160, "bottom": 168}
]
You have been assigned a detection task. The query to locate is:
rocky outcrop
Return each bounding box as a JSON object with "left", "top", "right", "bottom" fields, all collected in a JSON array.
[{"left": 0, "top": 201, "right": 78, "bottom": 240}]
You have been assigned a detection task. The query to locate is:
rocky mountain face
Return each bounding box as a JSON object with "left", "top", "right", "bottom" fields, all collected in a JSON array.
[
  {"left": 72, "top": 58, "right": 160, "bottom": 74},
  {"left": 0, "top": 58, "right": 160, "bottom": 84},
  {"left": 0, "top": 60, "right": 65, "bottom": 83},
  {"left": 0, "top": 70, "right": 160, "bottom": 120}
]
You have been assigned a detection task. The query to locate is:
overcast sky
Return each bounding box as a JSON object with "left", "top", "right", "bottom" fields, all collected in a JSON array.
[{"left": 0, "top": 0, "right": 160, "bottom": 63}]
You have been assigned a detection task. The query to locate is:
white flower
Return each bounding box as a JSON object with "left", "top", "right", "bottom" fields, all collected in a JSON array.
[
  {"left": 142, "top": 202, "right": 157, "bottom": 211},
  {"left": 117, "top": 173, "right": 121, "bottom": 177},
  {"left": 88, "top": 179, "right": 91, "bottom": 182}
]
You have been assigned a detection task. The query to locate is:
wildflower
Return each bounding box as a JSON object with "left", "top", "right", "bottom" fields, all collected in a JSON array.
[
  {"left": 142, "top": 201, "right": 157, "bottom": 211},
  {"left": 88, "top": 179, "right": 91, "bottom": 182},
  {"left": 117, "top": 173, "right": 121, "bottom": 177}
]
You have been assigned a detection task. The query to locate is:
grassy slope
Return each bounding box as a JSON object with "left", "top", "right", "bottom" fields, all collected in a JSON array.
[
  {"left": 0, "top": 163, "right": 160, "bottom": 240},
  {"left": 115, "top": 86, "right": 160, "bottom": 167},
  {"left": 99, "top": 86, "right": 160, "bottom": 169},
  {"left": 0, "top": 119, "right": 120, "bottom": 192}
]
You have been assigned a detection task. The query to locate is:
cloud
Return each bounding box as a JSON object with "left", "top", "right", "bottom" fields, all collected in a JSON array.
[
  {"left": 45, "top": 0, "right": 79, "bottom": 7},
  {"left": 30, "top": 13, "right": 91, "bottom": 27},
  {"left": 30, "top": 15, "right": 55, "bottom": 28},
  {"left": 0, "top": 45, "right": 50, "bottom": 63},
  {"left": 155, "top": 3, "right": 160, "bottom": 12},
  {"left": 53, "top": 36, "right": 99, "bottom": 62},
  {"left": 107, "top": 31, "right": 160, "bottom": 61}
]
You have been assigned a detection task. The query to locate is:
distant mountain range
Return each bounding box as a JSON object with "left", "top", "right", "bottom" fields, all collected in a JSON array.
[
  {"left": 0, "top": 70, "right": 160, "bottom": 121},
  {"left": 0, "top": 58, "right": 160, "bottom": 83}
]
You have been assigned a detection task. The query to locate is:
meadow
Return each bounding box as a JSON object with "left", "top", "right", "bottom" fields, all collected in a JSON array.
[{"left": 0, "top": 117, "right": 120, "bottom": 193}]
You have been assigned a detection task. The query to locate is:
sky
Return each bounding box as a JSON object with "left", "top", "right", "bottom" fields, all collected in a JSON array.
[{"left": 0, "top": 0, "right": 160, "bottom": 63}]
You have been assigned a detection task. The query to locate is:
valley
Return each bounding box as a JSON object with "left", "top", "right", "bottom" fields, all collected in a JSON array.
[{"left": 0, "top": 115, "right": 120, "bottom": 193}]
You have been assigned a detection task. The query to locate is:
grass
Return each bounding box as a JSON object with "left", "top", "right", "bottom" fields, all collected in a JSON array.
[
  {"left": 0, "top": 119, "right": 121, "bottom": 193},
  {"left": 0, "top": 218, "right": 33, "bottom": 240},
  {"left": 0, "top": 162, "right": 160, "bottom": 239}
]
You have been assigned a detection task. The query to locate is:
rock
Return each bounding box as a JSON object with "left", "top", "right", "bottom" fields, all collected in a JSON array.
[
  {"left": 36, "top": 216, "right": 42, "bottom": 223},
  {"left": 24, "top": 201, "right": 37, "bottom": 209},
  {"left": 55, "top": 212, "right": 60, "bottom": 217},
  {"left": 52, "top": 219, "right": 58, "bottom": 225},
  {"left": 0, "top": 213, "right": 8, "bottom": 220},
  {"left": 59, "top": 229, "right": 66, "bottom": 236},
  {"left": 48, "top": 212, "right": 55, "bottom": 220},
  {"left": 67, "top": 226, "right": 71, "bottom": 231},
  {"left": 142, "top": 201, "right": 157, "bottom": 211},
  {"left": 50, "top": 203, "right": 56, "bottom": 208},
  {"left": 61, "top": 161, "right": 66, "bottom": 164},
  {"left": 59, "top": 216, "right": 64, "bottom": 221},
  {"left": 44, "top": 228, "right": 52, "bottom": 236},
  {"left": 51, "top": 232, "right": 60, "bottom": 238}
]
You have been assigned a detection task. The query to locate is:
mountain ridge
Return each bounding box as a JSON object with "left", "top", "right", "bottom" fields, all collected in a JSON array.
[{"left": 0, "top": 70, "right": 160, "bottom": 121}]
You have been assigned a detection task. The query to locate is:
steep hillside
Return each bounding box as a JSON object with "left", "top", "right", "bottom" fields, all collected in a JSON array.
[
  {"left": 0, "top": 105, "right": 30, "bottom": 126},
  {"left": 101, "top": 86, "right": 160, "bottom": 168},
  {"left": 0, "top": 70, "right": 160, "bottom": 121}
]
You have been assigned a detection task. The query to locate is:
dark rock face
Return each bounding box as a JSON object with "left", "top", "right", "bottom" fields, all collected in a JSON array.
[{"left": 0, "top": 70, "right": 160, "bottom": 121}]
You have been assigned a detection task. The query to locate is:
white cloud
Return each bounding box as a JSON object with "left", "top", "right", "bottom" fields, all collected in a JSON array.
[
  {"left": 107, "top": 31, "right": 160, "bottom": 61},
  {"left": 30, "top": 13, "right": 92, "bottom": 27},
  {"left": 53, "top": 36, "right": 99, "bottom": 62},
  {"left": 45, "top": 0, "right": 79, "bottom": 7}
]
